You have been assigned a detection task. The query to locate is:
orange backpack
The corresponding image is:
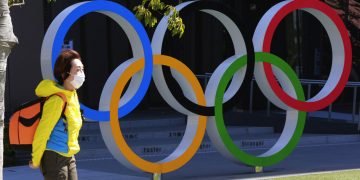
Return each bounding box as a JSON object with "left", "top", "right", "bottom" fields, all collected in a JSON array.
[{"left": 9, "top": 93, "right": 67, "bottom": 146}]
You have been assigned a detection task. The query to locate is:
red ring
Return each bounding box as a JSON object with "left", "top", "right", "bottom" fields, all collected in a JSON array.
[{"left": 263, "top": 0, "right": 352, "bottom": 112}]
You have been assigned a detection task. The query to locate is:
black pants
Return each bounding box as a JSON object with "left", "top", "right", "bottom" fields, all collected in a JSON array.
[{"left": 40, "top": 150, "right": 78, "bottom": 180}]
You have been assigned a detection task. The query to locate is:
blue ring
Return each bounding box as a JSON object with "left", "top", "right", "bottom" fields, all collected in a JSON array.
[{"left": 51, "top": 1, "right": 153, "bottom": 121}]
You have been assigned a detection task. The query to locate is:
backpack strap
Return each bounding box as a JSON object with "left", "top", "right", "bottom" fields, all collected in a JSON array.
[
  {"left": 56, "top": 93, "right": 67, "bottom": 119},
  {"left": 48, "top": 93, "right": 67, "bottom": 119},
  {"left": 54, "top": 93, "right": 67, "bottom": 104}
]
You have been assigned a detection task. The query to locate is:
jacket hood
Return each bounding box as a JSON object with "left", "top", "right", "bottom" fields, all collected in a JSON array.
[{"left": 35, "top": 79, "right": 74, "bottom": 98}]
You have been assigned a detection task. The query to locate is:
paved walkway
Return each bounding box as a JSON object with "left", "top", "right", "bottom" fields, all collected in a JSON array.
[{"left": 4, "top": 141, "right": 360, "bottom": 180}]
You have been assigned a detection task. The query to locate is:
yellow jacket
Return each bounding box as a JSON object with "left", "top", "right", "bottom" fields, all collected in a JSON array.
[{"left": 31, "top": 80, "right": 82, "bottom": 167}]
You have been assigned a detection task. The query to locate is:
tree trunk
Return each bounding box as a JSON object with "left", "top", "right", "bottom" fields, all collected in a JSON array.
[{"left": 0, "top": 0, "right": 18, "bottom": 179}]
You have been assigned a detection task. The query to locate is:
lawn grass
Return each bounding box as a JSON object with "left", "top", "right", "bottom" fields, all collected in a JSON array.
[{"left": 274, "top": 170, "right": 360, "bottom": 180}]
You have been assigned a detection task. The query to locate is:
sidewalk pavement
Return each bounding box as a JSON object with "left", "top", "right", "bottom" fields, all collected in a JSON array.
[
  {"left": 4, "top": 166, "right": 147, "bottom": 180},
  {"left": 4, "top": 139, "right": 360, "bottom": 180}
]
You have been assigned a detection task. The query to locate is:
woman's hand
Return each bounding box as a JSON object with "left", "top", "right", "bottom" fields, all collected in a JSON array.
[{"left": 29, "top": 160, "right": 38, "bottom": 169}]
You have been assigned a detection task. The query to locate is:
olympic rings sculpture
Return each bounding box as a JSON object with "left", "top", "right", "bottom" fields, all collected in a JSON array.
[{"left": 40, "top": 0, "right": 352, "bottom": 174}]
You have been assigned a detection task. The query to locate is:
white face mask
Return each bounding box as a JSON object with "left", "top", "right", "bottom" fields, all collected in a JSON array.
[{"left": 70, "top": 73, "right": 85, "bottom": 89}]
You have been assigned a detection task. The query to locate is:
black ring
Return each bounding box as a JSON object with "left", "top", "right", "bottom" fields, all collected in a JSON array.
[{"left": 161, "top": 1, "right": 255, "bottom": 116}]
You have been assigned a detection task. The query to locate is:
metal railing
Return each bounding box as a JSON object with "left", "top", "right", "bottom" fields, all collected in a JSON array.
[{"left": 195, "top": 74, "right": 360, "bottom": 127}]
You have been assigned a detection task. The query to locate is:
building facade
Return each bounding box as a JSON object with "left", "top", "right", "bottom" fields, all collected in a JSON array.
[{"left": 6, "top": 0, "right": 359, "bottom": 119}]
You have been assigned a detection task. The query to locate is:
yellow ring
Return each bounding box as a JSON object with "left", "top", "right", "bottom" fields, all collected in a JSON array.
[{"left": 109, "top": 54, "right": 207, "bottom": 173}]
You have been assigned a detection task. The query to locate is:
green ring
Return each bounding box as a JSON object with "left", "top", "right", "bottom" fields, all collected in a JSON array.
[{"left": 214, "top": 52, "right": 306, "bottom": 166}]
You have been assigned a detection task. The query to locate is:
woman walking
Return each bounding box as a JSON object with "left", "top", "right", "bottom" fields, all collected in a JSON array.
[{"left": 29, "top": 49, "right": 85, "bottom": 180}]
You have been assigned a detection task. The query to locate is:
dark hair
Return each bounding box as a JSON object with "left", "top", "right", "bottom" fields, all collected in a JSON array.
[{"left": 54, "top": 49, "right": 82, "bottom": 85}]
